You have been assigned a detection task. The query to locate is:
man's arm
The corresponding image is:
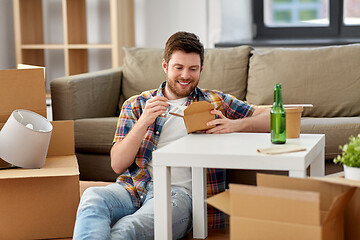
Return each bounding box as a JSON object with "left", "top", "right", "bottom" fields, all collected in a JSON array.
[
  {"left": 205, "top": 107, "right": 270, "bottom": 134},
  {"left": 110, "top": 96, "right": 168, "bottom": 174}
]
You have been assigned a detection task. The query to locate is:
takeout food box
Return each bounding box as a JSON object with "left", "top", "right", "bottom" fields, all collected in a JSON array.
[
  {"left": 171, "top": 101, "right": 216, "bottom": 133},
  {"left": 0, "top": 68, "right": 80, "bottom": 239},
  {"left": 207, "top": 173, "right": 358, "bottom": 240}
]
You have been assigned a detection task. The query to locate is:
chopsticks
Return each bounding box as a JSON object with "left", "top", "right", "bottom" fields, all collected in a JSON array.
[
  {"left": 169, "top": 112, "right": 183, "bottom": 117},
  {"left": 168, "top": 103, "right": 222, "bottom": 118}
]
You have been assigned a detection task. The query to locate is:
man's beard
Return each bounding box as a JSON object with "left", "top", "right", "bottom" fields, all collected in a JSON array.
[{"left": 166, "top": 75, "right": 199, "bottom": 98}]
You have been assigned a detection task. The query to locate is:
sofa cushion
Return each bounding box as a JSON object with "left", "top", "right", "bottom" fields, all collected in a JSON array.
[
  {"left": 51, "top": 68, "right": 122, "bottom": 120},
  {"left": 247, "top": 44, "right": 360, "bottom": 117},
  {"left": 121, "top": 46, "right": 251, "bottom": 106},
  {"left": 199, "top": 46, "right": 251, "bottom": 100},
  {"left": 122, "top": 47, "right": 165, "bottom": 106},
  {"left": 77, "top": 153, "right": 119, "bottom": 181},
  {"left": 74, "top": 117, "right": 118, "bottom": 154},
  {"left": 300, "top": 117, "right": 360, "bottom": 160}
]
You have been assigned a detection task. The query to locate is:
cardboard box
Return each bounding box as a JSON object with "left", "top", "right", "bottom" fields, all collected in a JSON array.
[
  {"left": 207, "top": 174, "right": 357, "bottom": 240},
  {"left": 0, "top": 68, "right": 47, "bottom": 122},
  {"left": 0, "top": 68, "right": 47, "bottom": 168},
  {"left": 170, "top": 101, "right": 216, "bottom": 133},
  {"left": 0, "top": 121, "right": 79, "bottom": 239},
  {"left": 314, "top": 174, "right": 360, "bottom": 240},
  {"left": 0, "top": 68, "right": 80, "bottom": 239}
]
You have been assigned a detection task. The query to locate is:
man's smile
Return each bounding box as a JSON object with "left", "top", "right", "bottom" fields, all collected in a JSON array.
[{"left": 177, "top": 81, "right": 191, "bottom": 86}]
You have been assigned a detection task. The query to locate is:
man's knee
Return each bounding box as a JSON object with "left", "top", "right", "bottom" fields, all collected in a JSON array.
[
  {"left": 77, "top": 187, "right": 111, "bottom": 213},
  {"left": 111, "top": 215, "right": 153, "bottom": 239}
]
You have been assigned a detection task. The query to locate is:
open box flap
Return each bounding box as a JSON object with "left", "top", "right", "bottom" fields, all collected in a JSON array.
[
  {"left": 228, "top": 183, "right": 320, "bottom": 226},
  {"left": 47, "top": 121, "right": 75, "bottom": 156},
  {"left": 320, "top": 188, "right": 356, "bottom": 240},
  {"left": 207, "top": 182, "right": 321, "bottom": 225},
  {"left": 206, "top": 190, "right": 231, "bottom": 215},
  {"left": 0, "top": 155, "right": 79, "bottom": 179},
  {"left": 0, "top": 68, "right": 46, "bottom": 123},
  {"left": 256, "top": 173, "right": 353, "bottom": 213},
  {"left": 322, "top": 187, "right": 355, "bottom": 225},
  {"left": 314, "top": 175, "right": 360, "bottom": 240},
  {"left": 313, "top": 175, "right": 360, "bottom": 188},
  {"left": 184, "top": 101, "right": 214, "bottom": 114}
]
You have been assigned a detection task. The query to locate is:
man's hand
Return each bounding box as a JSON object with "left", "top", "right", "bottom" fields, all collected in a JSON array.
[
  {"left": 205, "top": 109, "right": 238, "bottom": 134},
  {"left": 138, "top": 96, "right": 169, "bottom": 127},
  {"left": 205, "top": 106, "right": 270, "bottom": 134},
  {"left": 111, "top": 96, "right": 168, "bottom": 174}
]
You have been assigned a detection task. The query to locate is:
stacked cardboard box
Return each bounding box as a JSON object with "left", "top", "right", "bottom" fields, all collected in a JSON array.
[{"left": 0, "top": 68, "right": 79, "bottom": 239}]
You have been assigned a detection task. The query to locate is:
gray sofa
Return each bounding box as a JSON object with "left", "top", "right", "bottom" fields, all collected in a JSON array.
[{"left": 51, "top": 44, "right": 360, "bottom": 182}]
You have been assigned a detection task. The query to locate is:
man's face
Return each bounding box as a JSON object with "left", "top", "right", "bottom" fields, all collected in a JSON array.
[{"left": 162, "top": 50, "right": 202, "bottom": 100}]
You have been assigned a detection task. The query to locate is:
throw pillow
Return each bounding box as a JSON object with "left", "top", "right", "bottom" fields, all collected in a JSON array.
[{"left": 246, "top": 44, "right": 360, "bottom": 117}]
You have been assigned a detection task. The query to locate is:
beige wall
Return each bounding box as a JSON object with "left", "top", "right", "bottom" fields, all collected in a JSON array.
[{"left": 0, "top": 0, "right": 215, "bottom": 72}]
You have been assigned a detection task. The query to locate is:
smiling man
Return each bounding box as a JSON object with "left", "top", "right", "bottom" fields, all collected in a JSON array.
[{"left": 73, "top": 31, "right": 270, "bottom": 240}]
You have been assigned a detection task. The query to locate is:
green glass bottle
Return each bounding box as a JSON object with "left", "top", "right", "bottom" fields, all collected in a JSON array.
[{"left": 271, "top": 84, "right": 286, "bottom": 144}]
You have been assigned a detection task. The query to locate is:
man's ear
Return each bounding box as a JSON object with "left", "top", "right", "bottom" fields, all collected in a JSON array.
[
  {"left": 200, "top": 65, "right": 204, "bottom": 73},
  {"left": 162, "top": 59, "right": 167, "bottom": 73}
]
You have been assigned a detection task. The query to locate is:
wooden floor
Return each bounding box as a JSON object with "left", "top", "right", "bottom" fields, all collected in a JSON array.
[
  {"left": 183, "top": 227, "right": 230, "bottom": 240},
  {"left": 58, "top": 228, "right": 230, "bottom": 240},
  {"left": 59, "top": 229, "right": 230, "bottom": 240}
]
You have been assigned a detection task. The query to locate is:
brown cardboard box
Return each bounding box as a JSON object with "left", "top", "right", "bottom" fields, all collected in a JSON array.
[
  {"left": 313, "top": 174, "right": 360, "bottom": 240},
  {"left": 0, "top": 68, "right": 47, "bottom": 122},
  {"left": 171, "top": 101, "right": 216, "bottom": 133},
  {"left": 0, "top": 121, "right": 79, "bottom": 239},
  {"left": 0, "top": 68, "right": 47, "bottom": 168},
  {"left": 0, "top": 68, "right": 80, "bottom": 239},
  {"left": 207, "top": 174, "right": 356, "bottom": 240}
]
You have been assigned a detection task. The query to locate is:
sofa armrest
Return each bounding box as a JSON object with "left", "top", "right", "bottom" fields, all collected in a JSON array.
[{"left": 51, "top": 67, "right": 122, "bottom": 120}]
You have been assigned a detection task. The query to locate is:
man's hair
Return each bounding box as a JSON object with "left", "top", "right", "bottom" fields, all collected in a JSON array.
[{"left": 164, "top": 31, "right": 204, "bottom": 67}]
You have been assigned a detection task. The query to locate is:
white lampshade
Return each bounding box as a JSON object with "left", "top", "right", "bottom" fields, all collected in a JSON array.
[{"left": 0, "top": 109, "right": 53, "bottom": 168}]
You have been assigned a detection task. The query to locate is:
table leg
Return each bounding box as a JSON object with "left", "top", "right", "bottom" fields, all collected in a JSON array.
[
  {"left": 192, "top": 167, "right": 208, "bottom": 239},
  {"left": 154, "top": 166, "right": 172, "bottom": 240},
  {"left": 310, "top": 148, "right": 325, "bottom": 177}
]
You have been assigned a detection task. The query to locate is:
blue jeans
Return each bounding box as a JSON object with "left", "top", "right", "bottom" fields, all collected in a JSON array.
[{"left": 73, "top": 182, "right": 192, "bottom": 240}]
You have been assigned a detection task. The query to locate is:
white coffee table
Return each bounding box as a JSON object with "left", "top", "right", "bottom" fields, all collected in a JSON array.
[{"left": 153, "top": 133, "right": 325, "bottom": 239}]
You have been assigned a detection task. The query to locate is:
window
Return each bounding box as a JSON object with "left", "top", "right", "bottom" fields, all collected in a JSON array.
[
  {"left": 265, "top": 0, "right": 328, "bottom": 27},
  {"left": 254, "top": 0, "right": 360, "bottom": 39},
  {"left": 344, "top": 0, "right": 360, "bottom": 25}
]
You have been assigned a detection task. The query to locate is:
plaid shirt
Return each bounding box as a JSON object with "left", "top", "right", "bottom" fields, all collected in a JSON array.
[{"left": 113, "top": 81, "right": 254, "bottom": 228}]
